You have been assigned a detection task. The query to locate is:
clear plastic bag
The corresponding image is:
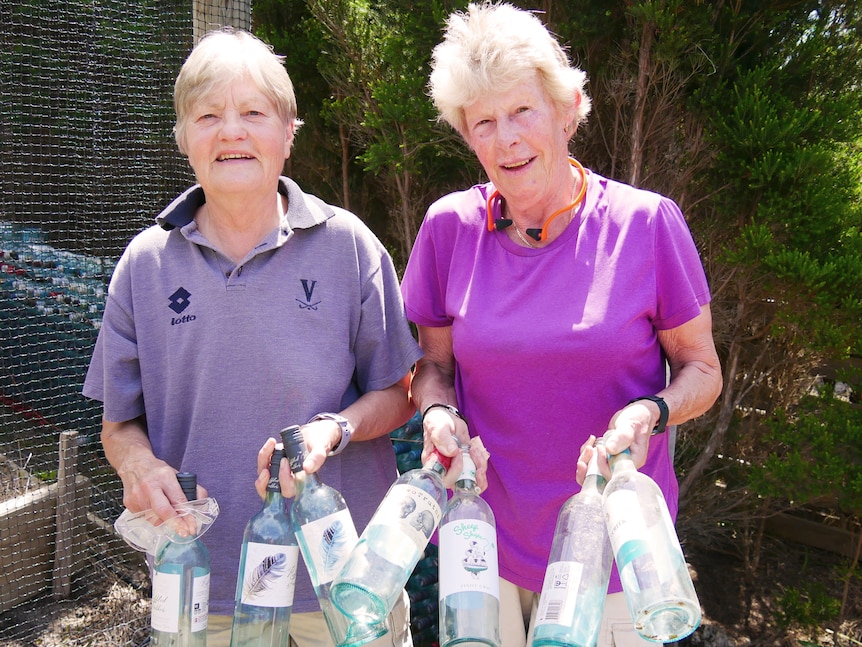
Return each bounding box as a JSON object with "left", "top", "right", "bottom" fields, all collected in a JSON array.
[{"left": 114, "top": 497, "right": 220, "bottom": 555}]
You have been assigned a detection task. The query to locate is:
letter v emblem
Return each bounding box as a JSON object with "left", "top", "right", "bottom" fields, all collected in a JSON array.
[{"left": 301, "top": 279, "right": 317, "bottom": 301}]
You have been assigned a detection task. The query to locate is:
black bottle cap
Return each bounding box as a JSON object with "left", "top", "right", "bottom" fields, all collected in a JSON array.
[
  {"left": 176, "top": 472, "right": 197, "bottom": 501},
  {"left": 280, "top": 425, "right": 306, "bottom": 473}
]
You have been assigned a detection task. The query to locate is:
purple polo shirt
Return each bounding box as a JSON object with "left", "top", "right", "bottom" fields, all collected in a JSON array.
[
  {"left": 84, "top": 177, "right": 422, "bottom": 615},
  {"left": 401, "top": 171, "right": 710, "bottom": 594}
]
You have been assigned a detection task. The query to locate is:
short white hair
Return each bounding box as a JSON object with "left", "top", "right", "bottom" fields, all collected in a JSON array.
[
  {"left": 429, "top": 2, "right": 591, "bottom": 135},
  {"left": 173, "top": 29, "right": 300, "bottom": 153}
]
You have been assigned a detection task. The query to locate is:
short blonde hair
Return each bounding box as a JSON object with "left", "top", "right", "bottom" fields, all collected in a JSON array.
[
  {"left": 173, "top": 29, "right": 299, "bottom": 153},
  {"left": 429, "top": 2, "right": 591, "bottom": 135}
]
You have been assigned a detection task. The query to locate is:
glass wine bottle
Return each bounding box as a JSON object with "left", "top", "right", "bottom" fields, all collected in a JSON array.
[
  {"left": 438, "top": 446, "right": 500, "bottom": 647},
  {"left": 330, "top": 448, "right": 451, "bottom": 625},
  {"left": 532, "top": 437, "right": 613, "bottom": 647},
  {"left": 602, "top": 448, "right": 701, "bottom": 642},
  {"left": 280, "top": 425, "right": 388, "bottom": 647},
  {"left": 151, "top": 472, "right": 211, "bottom": 647},
  {"left": 230, "top": 444, "right": 298, "bottom": 646}
]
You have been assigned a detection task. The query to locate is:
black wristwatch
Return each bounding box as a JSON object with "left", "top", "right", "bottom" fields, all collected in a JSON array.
[
  {"left": 421, "top": 403, "right": 468, "bottom": 426},
  {"left": 627, "top": 396, "right": 669, "bottom": 435}
]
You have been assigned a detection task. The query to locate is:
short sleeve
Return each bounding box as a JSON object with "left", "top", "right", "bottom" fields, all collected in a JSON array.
[{"left": 652, "top": 197, "right": 711, "bottom": 330}]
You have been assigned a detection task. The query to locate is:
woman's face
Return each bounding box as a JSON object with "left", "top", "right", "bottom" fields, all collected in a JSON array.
[
  {"left": 462, "top": 71, "right": 573, "bottom": 214},
  {"left": 181, "top": 76, "right": 293, "bottom": 198}
]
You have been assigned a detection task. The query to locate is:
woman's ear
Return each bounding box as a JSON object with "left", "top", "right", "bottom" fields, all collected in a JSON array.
[
  {"left": 565, "top": 90, "right": 582, "bottom": 136},
  {"left": 283, "top": 120, "right": 296, "bottom": 157}
]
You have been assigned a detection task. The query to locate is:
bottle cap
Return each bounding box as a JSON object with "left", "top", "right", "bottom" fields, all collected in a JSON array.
[
  {"left": 268, "top": 445, "right": 285, "bottom": 490},
  {"left": 280, "top": 425, "right": 307, "bottom": 472},
  {"left": 176, "top": 472, "right": 197, "bottom": 501}
]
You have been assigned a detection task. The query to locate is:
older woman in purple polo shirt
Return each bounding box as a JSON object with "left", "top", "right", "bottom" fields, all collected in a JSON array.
[
  {"left": 400, "top": 4, "right": 722, "bottom": 647},
  {"left": 85, "top": 29, "right": 421, "bottom": 647}
]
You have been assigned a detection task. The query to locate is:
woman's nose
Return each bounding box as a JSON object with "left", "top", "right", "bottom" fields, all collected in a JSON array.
[
  {"left": 496, "top": 117, "right": 520, "bottom": 147},
  {"left": 219, "top": 112, "right": 247, "bottom": 139}
]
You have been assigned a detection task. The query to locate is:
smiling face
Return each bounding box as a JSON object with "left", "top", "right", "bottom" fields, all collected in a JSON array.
[
  {"left": 462, "top": 71, "right": 575, "bottom": 220},
  {"left": 180, "top": 76, "right": 294, "bottom": 199}
]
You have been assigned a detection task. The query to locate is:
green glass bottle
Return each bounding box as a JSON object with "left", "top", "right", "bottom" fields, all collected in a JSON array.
[
  {"left": 230, "top": 444, "right": 298, "bottom": 646},
  {"left": 150, "top": 472, "right": 211, "bottom": 646}
]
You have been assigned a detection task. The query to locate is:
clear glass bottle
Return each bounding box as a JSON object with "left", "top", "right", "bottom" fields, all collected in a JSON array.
[
  {"left": 602, "top": 448, "right": 701, "bottom": 642},
  {"left": 438, "top": 447, "right": 500, "bottom": 647},
  {"left": 230, "top": 444, "right": 298, "bottom": 646},
  {"left": 532, "top": 438, "right": 613, "bottom": 647},
  {"left": 151, "top": 472, "right": 211, "bottom": 647},
  {"left": 331, "top": 449, "right": 451, "bottom": 625},
  {"left": 280, "top": 425, "right": 388, "bottom": 647}
]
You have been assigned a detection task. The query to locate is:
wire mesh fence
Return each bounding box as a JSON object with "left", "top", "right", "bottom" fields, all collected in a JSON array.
[
  {"left": 0, "top": 3, "right": 440, "bottom": 645},
  {"left": 1, "top": 1, "right": 234, "bottom": 644}
]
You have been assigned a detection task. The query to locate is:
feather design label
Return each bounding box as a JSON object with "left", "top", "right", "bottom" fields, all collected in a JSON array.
[
  {"left": 298, "top": 510, "right": 358, "bottom": 585},
  {"left": 239, "top": 542, "right": 299, "bottom": 607}
]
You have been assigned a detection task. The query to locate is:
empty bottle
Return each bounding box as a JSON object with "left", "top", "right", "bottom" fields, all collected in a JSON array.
[
  {"left": 602, "top": 448, "right": 701, "bottom": 642},
  {"left": 438, "top": 446, "right": 500, "bottom": 647},
  {"left": 331, "top": 449, "right": 451, "bottom": 624},
  {"left": 230, "top": 444, "right": 298, "bottom": 646},
  {"left": 280, "top": 425, "right": 388, "bottom": 646},
  {"left": 151, "top": 472, "right": 211, "bottom": 646},
  {"left": 533, "top": 437, "right": 613, "bottom": 647}
]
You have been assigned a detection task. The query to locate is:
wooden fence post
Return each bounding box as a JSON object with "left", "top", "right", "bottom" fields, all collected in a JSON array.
[{"left": 52, "top": 430, "right": 78, "bottom": 599}]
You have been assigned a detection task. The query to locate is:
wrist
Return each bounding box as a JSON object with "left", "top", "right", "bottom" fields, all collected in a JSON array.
[
  {"left": 627, "top": 395, "right": 668, "bottom": 434},
  {"left": 421, "top": 402, "right": 468, "bottom": 427},
  {"left": 308, "top": 412, "right": 354, "bottom": 455}
]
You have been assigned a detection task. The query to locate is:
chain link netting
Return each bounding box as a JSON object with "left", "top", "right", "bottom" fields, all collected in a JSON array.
[{"left": 0, "top": 1, "right": 248, "bottom": 644}]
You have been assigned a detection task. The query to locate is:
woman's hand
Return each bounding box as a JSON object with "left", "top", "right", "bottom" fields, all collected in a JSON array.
[
  {"left": 420, "top": 407, "right": 489, "bottom": 491},
  {"left": 256, "top": 436, "right": 297, "bottom": 499}
]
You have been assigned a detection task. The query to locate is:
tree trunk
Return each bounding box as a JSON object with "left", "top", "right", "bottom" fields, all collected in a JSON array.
[
  {"left": 680, "top": 336, "right": 739, "bottom": 499},
  {"left": 629, "top": 18, "right": 654, "bottom": 187},
  {"left": 340, "top": 123, "right": 350, "bottom": 211}
]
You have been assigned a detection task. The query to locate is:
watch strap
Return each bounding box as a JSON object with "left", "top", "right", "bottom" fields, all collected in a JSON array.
[
  {"left": 421, "top": 403, "right": 468, "bottom": 426},
  {"left": 627, "top": 395, "right": 669, "bottom": 435},
  {"left": 308, "top": 412, "right": 353, "bottom": 455}
]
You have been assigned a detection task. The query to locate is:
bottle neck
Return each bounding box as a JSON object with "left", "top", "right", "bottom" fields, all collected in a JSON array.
[
  {"left": 264, "top": 488, "right": 284, "bottom": 507},
  {"left": 284, "top": 440, "right": 322, "bottom": 491},
  {"left": 293, "top": 468, "right": 321, "bottom": 495},
  {"left": 454, "top": 449, "right": 478, "bottom": 493},
  {"left": 266, "top": 447, "right": 284, "bottom": 493},
  {"left": 423, "top": 450, "right": 450, "bottom": 479},
  {"left": 584, "top": 438, "right": 607, "bottom": 490},
  {"left": 608, "top": 448, "right": 635, "bottom": 474}
]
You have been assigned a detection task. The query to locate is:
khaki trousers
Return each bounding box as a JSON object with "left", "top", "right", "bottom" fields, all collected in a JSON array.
[
  {"left": 204, "top": 590, "right": 412, "bottom": 647},
  {"left": 499, "top": 578, "right": 654, "bottom": 647}
]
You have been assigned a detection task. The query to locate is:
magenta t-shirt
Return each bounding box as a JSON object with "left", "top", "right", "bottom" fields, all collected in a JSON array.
[{"left": 401, "top": 171, "right": 710, "bottom": 593}]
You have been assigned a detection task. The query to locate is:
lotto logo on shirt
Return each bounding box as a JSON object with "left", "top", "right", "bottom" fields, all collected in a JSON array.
[{"left": 168, "top": 287, "right": 196, "bottom": 325}]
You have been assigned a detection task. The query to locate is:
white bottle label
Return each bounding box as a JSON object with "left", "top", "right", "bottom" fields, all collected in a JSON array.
[
  {"left": 150, "top": 570, "right": 209, "bottom": 633},
  {"left": 191, "top": 573, "right": 209, "bottom": 632},
  {"left": 151, "top": 570, "right": 180, "bottom": 633},
  {"left": 605, "top": 489, "right": 649, "bottom": 568},
  {"left": 240, "top": 542, "right": 299, "bottom": 607},
  {"left": 375, "top": 483, "right": 442, "bottom": 548},
  {"left": 438, "top": 519, "right": 499, "bottom": 600},
  {"left": 299, "top": 509, "right": 358, "bottom": 585},
  {"left": 535, "top": 561, "right": 583, "bottom": 626}
]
